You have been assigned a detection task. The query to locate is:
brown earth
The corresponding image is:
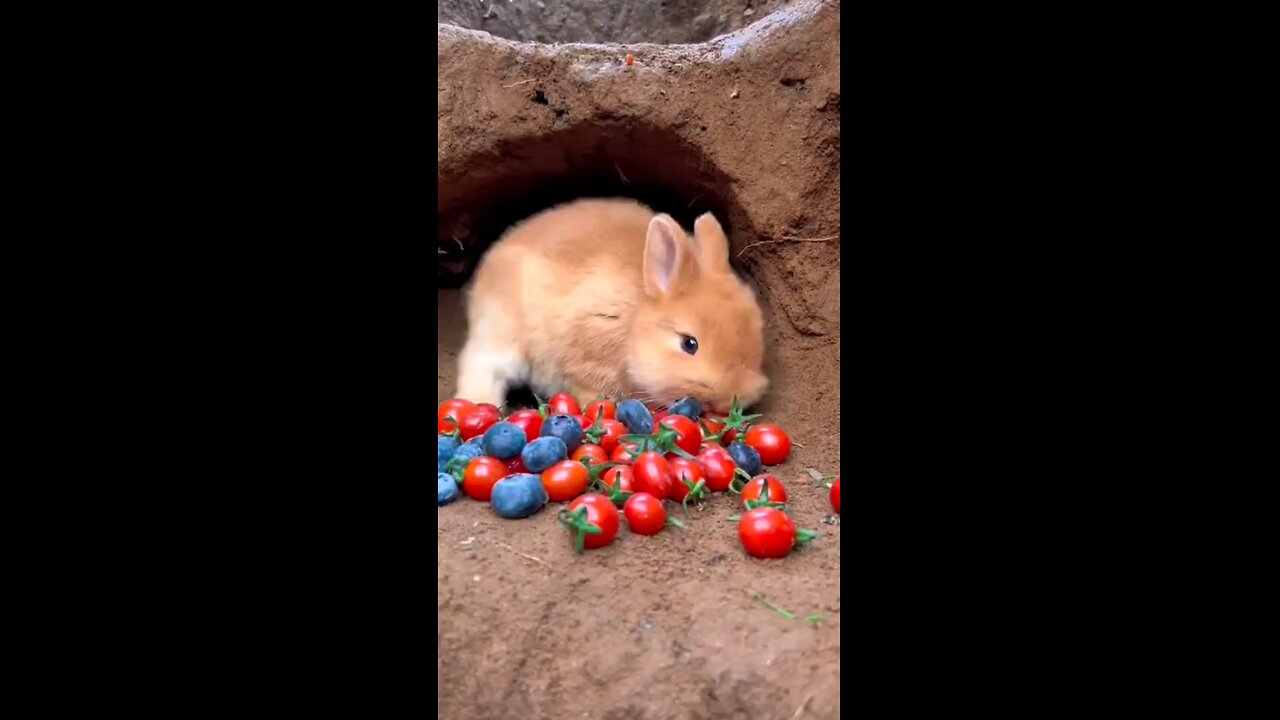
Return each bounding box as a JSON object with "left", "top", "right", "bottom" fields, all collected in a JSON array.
[{"left": 439, "top": 2, "right": 840, "bottom": 718}]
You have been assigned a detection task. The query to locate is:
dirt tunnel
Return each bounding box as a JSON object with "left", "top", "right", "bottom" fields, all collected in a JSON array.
[{"left": 438, "top": 2, "right": 841, "bottom": 718}]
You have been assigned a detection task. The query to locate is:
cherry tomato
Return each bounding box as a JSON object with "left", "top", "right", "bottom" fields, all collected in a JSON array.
[
  {"left": 505, "top": 455, "right": 528, "bottom": 475},
  {"left": 541, "top": 460, "right": 590, "bottom": 502},
  {"left": 601, "top": 466, "right": 635, "bottom": 493},
  {"left": 462, "top": 456, "right": 507, "bottom": 501},
  {"left": 667, "top": 457, "right": 706, "bottom": 503},
  {"left": 830, "top": 476, "right": 840, "bottom": 514},
  {"left": 652, "top": 408, "right": 669, "bottom": 424},
  {"left": 505, "top": 409, "right": 544, "bottom": 443},
  {"left": 584, "top": 399, "right": 616, "bottom": 422},
  {"left": 743, "top": 424, "right": 792, "bottom": 466},
  {"left": 741, "top": 474, "right": 788, "bottom": 507},
  {"left": 548, "top": 393, "right": 581, "bottom": 416},
  {"left": 572, "top": 443, "right": 609, "bottom": 466},
  {"left": 573, "top": 414, "right": 591, "bottom": 430},
  {"left": 594, "top": 419, "right": 627, "bottom": 455},
  {"left": 624, "top": 493, "right": 669, "bottom": 535},
  {"left": 438, "top": 398, "right": 475, "bottom": 423},
  {"left": 700, "top": 416, "right": 725, "bottom": 439},
  {"left": 738, "top": 508, "right": 799, "bottom": 559},
  {"left": 659, "top": 415, "right": 703, "bottom": 456},
  {"left": 610, "top": 440, "right": 640, "bottom": 465},
  {"left": 565, "top": 494, "right": 620, "bottom": 550},
  {"left": 696, "top": 446, "right": 738, "bottom": 492},
  {"left": 632, "top": 451, "right": 673, "bottom": 500},
  {"left": 458, "top": 403, "right": 501, "bottom": 440},
  {"left": 439, "top": 417, "right": 458, "bottom": 435}
]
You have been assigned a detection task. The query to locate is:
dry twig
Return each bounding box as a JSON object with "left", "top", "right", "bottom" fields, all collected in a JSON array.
[
  {"left": 496, "top": 541, "right": 552, "bottom": 569},
  {"left": 737, "top": 233, "right": 839, "bottom": 258},
  {"left": 502, "top": 79, "right": 537, "bottom": 88}
]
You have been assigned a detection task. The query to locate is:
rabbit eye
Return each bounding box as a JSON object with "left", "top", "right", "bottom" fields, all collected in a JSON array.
[{"left": 680, "top": 335, "right": 699, "bottom": 355}]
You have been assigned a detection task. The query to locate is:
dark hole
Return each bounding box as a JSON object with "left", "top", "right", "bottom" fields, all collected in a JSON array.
[
  {"left": 532, "top": 90, "right": 548, "bottom": 105},
  {"left": 437, "top": 121, "right": 756, "bottom": 288}
]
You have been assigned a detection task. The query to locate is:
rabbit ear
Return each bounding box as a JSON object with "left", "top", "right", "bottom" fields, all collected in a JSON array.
[
  {"left": 694, "top": 212, "right": 730, "bottom": 270},
  {"left": 643, "top": 214, "right": 696, "bottom": 298}
]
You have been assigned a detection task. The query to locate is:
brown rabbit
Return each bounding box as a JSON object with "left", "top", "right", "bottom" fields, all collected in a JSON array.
[{"left": 456, "top": 198, "right": 768, "bottom": 414}]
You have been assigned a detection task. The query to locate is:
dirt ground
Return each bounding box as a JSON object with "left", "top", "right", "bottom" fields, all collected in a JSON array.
[
  {"left": 438, "top": 292, "right": 841, "bottom": 720},
  {"left": 438, "top": 2, "right": 840, "bottom": 717}
]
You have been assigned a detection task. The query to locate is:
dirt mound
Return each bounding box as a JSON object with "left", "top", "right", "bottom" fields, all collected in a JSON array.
[
  {"left": 438, "top": 0, "right": 795, "bottom": 45},
  {"left": 438, "top": 2, "right": 841, "bottom": 717}
]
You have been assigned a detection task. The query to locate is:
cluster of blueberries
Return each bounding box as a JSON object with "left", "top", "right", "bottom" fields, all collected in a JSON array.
[{"left": 437, "top": 398, "right": 668, "bottom": 516}]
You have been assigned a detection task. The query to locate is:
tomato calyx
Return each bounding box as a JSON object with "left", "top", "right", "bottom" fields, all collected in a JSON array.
[
  {"left": 727, "top": 467, "right": 755, "bottom": 494},
  {"left": 793, "top": 528, "right": 820, "bottom": 546},
  {"left": 743, "top": 479, "right": 788, "bottom": 512},
  {"left": 701, "top": 395, "right": 761, "bottom": 443},
  {"left": 618, "top": 428, "right": 697, "bottom": 461},
  {"left": 583, "top": 412, "right": 610, "bottom": 445},
  {"left": 557, "top": 505, "right": 604, "bottom": 554},
  {"left": 677, "top": 478, "right": 708, "bottom": 516}
]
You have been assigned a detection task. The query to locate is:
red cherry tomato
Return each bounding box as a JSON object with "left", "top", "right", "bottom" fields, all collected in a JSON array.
[
  {"left": 738, "top": 508, "right": 799, "bottom": 559},
  {"left": 593, "top": 419, "right": 628, "bottom": 454},
  {"left": 584, "top": 399, "right": 616, "bottom": 422},
  {"left": 565, "top": 494, "right": 620, "bottom": 550},
  {"left": 438, "top": 398, "right": 475, "bottom": 423},
  {"left": 652, "top": 408, "right": 669, "bottom": 424},
  {"left": 610, "top": 440, "right": 639, "bottom": 465},
  {"left": 548, "top": 393, "right": 581, "bottom": 416},
  {"left": 572, "top": 444, "right": 609, "bottom": 466},
  {"left": 743, "top": 424, "right": 793, "bottom": 466},
  {"left": 659, "top": 415, "right": 703, "bottom": 456},
  {"left": 462, "top": 457, "right": 507, "bottom": 501},
  {"left": 741, "top": 474, "right": 788, "bottom": 507},
  {"left": 632, "top": 451, "right": 673, "bottom": 500},
  {"left": 541, "top": 460, "right": 590, "bottom": 502},
  {"left": 667, "top": 457, "right": 706, "bottom": 503},
  {"left": 830, "top": 476, "right": 840, "bottom": 514},
  {"left": 573, "top": 414, "right": 591, "bottom": 430},
  {"left": 624, "top": 493, "right": 669, "bottom": 536},
  {"left": 601, "top": 466, "right": 635, "bottom": 493},
  {"left": 696, "top": 446, "right": 738, "bottom": 492},
  {"left": 505, "top": 410, "right": 544, "bottom": 443},
  {"left": 439, "top": 417, "right": 458, "bottom": 435},
  {"left": 458, "top": 403, "right": 501, "bottom": 440},
  {"left": 505, "top": 455, "right": 528, "bottom": 475}
]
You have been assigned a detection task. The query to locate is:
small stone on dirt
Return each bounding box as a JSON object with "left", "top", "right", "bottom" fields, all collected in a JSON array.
[
  {"left": 472, "top": 575, "right": 481, "bottom": 582},
  {"left": 640, "top": 618, "right": 654, "bottom": 631},
  {"left": 744, "top": 8, "right": 754, "bottom": 16},
  {"left": 822, "top": 514, "right": 840, "bottom": 526}
]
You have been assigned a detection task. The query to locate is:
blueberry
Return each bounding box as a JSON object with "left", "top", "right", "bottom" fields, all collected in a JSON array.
[
  {"left": 465, "top": 435, "right": 484, "bottom": 446},
  {"left": 438, "top": 436, "right": 461, "bottom": 473},
  {"left": 668, "top": 397, "right": 703, "bottom": 420},
  {"left": 522, "top": 436, "right": 567, "bottom": 473},
  {"left": 490, "top": 473, "right": 548, "bottom": 519},
  {"left": 616, "top": 399, "right": 654, "bottom": 434},
  {"left": 446, "top": 443, "right": 485, "bottom": 474},
  {"left": 728, "top": 441, "right": 762, "bottom": 476},
  {"left": 540, "top": 414, "right": 583, "bottom": 452},
  {"left": 438, "top": 472, "right": 460, "bottom": 505},
  {"left": 482, "top": 421, "right": 527, "bottom": 460}
]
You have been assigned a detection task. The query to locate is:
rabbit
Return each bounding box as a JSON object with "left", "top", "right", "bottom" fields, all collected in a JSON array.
[{"left": 456, "top": 198, "right": 768, "bottom": 414}]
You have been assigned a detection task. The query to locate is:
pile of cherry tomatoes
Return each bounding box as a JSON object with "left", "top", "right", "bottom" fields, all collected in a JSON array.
[{"left": 438, "top": 392, "right": 839, "bottom": 559}]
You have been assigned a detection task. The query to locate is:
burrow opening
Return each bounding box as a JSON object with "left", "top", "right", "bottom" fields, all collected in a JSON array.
[
  {"left": 437, "top": 121, "right": 764, "bottom": 410},
  {"left": 437, "top": 0, "right": 796, "bottom": 45},
  {"left": 437, "top": 121, "right": 757, "bottom": 288}
]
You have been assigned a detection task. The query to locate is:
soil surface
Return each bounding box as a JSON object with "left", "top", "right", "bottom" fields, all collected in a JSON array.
[
  {"left": 438, "top": 2, "right": 840, "bottom": 717},
  {"left": 438, "top": 0, "right": 795, "bottom": 45},
  {"left": 439, "top": 293, "right": 841, "bottom": 720}
]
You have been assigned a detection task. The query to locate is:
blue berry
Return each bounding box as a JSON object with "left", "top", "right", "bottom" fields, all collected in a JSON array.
[
  {"left": 668, "top": 397, "right": 703, "bottom": 420},
  {"left": 446, "top": 443, "right": 485, "bottom": 474},
  {"left": 438, "top": 436, "right": 461, "bottom": 474},
  {"left": 728, "top": 441, "right": 762, "bottom": 476},
  {"left": 490, "top": 473, "right": 548, "bottom": 519},
  {"left": 481, "top": 421, "right": 527, "bottom": 460},
  {"left": 438, "top": 472, "right": 460, "bottom": 505},
  {"left": 616, "top": 399, "right": 654, "bottom": 434},
  {"left": 522, "top": 436, "right": 568, "bottom": 473},
  {"left": 540, "top": 414, "right": 584, "bottom": 452}
]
